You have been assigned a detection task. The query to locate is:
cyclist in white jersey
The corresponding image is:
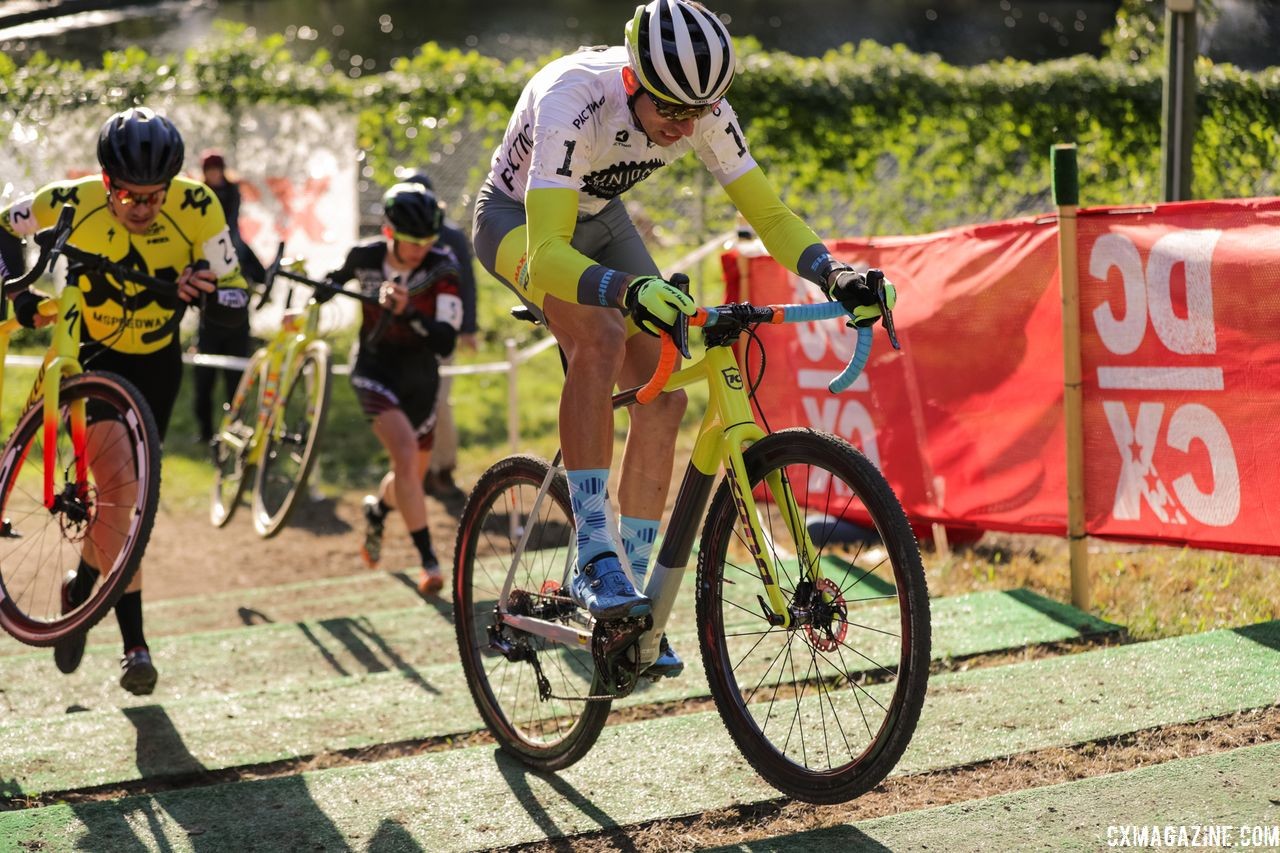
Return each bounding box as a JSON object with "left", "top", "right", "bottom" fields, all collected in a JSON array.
[{"left": 473, "top": 0, "right": 894, "bottom": 678}]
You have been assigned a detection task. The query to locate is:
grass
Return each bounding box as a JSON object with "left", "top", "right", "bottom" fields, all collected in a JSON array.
[{"left": 922, "top": 533, "right": 1280, "bottom": 643}]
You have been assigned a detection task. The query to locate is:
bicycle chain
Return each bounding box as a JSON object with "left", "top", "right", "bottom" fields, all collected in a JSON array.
[{"left": 505, "top": 594, "right": 650, "bottom": 703}]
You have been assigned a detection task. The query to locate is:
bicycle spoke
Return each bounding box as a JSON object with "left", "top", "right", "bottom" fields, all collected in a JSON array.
[
  {"left": 0, "top": 374, "right": 159, "bottom": 643},
  {"left": 699, "top": 430, "right": 928, "bottom": 803},
  {"left": 455, "top": 457, "right": 607, "bottom": 769}
]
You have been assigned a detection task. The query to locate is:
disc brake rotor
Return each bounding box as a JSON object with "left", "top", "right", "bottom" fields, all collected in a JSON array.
[{"left": 804, "top": 577, "right": 848, "bottom": 652}]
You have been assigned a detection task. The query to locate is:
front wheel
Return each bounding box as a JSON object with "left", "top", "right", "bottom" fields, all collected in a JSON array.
[
  {"left": 210, "top": 349, "right": 266, "bottom": 528},
  {"left": 697, "top": 428, "right": 930, "bottom": 804},
  {"left": 453, "top": 454, "right": 610, "bottom": 772},
  {"left": 252, "top": 342, "right": 330, "bottom": 538},
  {"left": 0, "top": 371, "right": 161, "bottom": 646}
]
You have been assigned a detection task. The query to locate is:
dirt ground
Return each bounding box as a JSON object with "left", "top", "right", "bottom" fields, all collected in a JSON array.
[{"left": 138, "top": 488, "right": 467, "bottom": 601}]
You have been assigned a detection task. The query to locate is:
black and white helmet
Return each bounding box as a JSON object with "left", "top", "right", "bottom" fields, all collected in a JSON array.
[
  {"left": 625, "top": 0, "right": 736, "bottom": 106},
  {"left": 96, "top": 107, "right": 185, "bottom": 186}
]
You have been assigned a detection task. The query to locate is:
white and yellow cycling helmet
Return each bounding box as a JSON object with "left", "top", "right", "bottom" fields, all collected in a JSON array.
[{"left": 625, "top": 0, "right": 736, "bottom": 107}]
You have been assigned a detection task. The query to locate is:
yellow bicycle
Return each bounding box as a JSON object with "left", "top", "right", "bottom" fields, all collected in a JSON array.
[
  {"left": 210, "top": 244, "right": 383, "bottom": 536},
  {"left": 453, "top": 275, "right": 930, "bottom": 804},
  {"left": 0, "top": 207, "right": 162, "bottom": 645}
]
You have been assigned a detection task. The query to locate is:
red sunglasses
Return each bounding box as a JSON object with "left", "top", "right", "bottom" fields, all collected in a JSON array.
[{"left": 103, "top": 175, "right": 169, "bottom": 207}]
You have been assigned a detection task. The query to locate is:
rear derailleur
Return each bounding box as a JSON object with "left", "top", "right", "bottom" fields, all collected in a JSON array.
[{"left": 487, "top": 588, "right": 652, "bottom": 702}]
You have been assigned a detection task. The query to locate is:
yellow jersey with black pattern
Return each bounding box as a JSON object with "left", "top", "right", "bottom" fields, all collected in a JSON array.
[{"left": 0, "top": 175, "right": 246, "bottom": 355}]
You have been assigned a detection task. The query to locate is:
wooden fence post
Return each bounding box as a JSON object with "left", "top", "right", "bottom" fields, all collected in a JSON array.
[{"left": 1053, "top": 143, "right": 1090, "bottom": 610}]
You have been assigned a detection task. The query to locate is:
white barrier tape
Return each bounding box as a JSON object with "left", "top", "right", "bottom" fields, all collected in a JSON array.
[
  {"left": 5, "top": 231, "right": 734, "bottom": 402},
  {"left": 6, "top": 334, "right": 561, "bottom": 376}
]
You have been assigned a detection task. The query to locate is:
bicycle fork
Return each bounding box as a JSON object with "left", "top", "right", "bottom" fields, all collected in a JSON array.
[{"left": 39, "top": 289, "right": 90, "bottom": 509}]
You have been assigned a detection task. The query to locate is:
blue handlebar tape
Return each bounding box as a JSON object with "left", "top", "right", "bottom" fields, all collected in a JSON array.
[
  {"left": 778, "top": 301, "right": 847, "bottom": 323},
  {"left": 828, "top": 326, "right": 873, "bottom": 393},
  {"left": 777, "top": 302, "right": 871, "bottom": 391},
  {"left": 703, "top": 301, "right": 870, "bottom": 393}
]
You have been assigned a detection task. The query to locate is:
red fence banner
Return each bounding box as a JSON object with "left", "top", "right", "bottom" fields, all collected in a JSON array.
[
  {"left": 733, "top": 196, "right": 1280, "bottom": 555},
  {"left": 1076, "top": 199, "right": 1280, "bottom": 554}
]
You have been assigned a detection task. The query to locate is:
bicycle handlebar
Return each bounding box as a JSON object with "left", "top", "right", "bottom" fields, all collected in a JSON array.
[
  {"left": 259, "top": 242, "right": 380, "bottom": 310},
  {"left": 2, "top": 205, "right": 74, "bottom": 293},
  {"left": 2, "top": 205, "right": 182, "bottom": 300},
  {"left": 635, "top": 271, "right": 900, "bottom": 405}
]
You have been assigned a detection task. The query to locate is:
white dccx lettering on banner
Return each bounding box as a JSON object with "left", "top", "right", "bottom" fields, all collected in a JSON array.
[
  {"left": 791, "top": 276, "right": 878, "bottom": 498},
  {"left": 1090, "top": 229, "right": 1239, "bottom": 527}
]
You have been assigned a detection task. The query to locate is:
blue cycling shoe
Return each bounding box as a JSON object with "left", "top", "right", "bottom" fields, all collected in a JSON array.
[
  {"left": 569, "top": 553, "right": 652, "bottom": 620},
  {"left": 645, "top": 634, "right": 684, "bottom": 679}
]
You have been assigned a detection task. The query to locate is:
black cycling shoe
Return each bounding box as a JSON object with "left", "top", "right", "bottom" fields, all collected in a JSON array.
[
  {"left": 120, "top": 646, "right": 158, "bottom": 695},
  {"left": 53, "top": 567, "right": 97, "bottom": 675}
]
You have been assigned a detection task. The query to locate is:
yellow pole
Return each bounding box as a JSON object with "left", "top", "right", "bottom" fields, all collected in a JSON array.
[{"left": 1052, "top": 144, "right": 1090, "bottom": 610}]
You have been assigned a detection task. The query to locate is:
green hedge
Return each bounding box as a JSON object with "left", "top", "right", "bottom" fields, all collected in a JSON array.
[{"left": 3, "top": 19, "right": 1279, "bottom": 239}]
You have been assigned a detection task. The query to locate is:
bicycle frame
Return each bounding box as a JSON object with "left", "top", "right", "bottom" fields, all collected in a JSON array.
[
  {"left": 498, "top": 338, "right": 828, "bottom": 668},
  {"left": 229, "top": 295, "right": 324, "bottom": 472},
  {"left": 0, "top": 287, "right": 90, "bottom": 508}
]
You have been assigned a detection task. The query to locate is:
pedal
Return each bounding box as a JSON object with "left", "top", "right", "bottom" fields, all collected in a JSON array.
[
  {"left": 592, "top": 614, "right": 653, "bottom": 698},
  {"left": 509, "top": 305, "right": 541, "bottom": 325},
  {"left": 0, "top": 519, "right": 18, "bottom": 539}
]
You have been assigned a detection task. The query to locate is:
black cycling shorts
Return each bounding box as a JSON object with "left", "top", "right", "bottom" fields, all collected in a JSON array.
[
  {"left": 349, "top": 346, "right": 441, "bottom": 451},
  {"left": 81, "top": 341, "right": 183, "bottom": 440}
]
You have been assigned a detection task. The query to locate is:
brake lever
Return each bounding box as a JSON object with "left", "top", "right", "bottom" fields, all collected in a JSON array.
[
  {"left": 257, "top": 241, "right": 285, "bottom": 310},
  {"left": 865, "top": 268, "right": 900, "bottom": 351},
  {"left": 669, "top": 271, "right": 692, "bottom": 359},
  {"left": 49, "top": 205, "right": 75, "bottom": 261},
  {"left": 672, "top": 311, "right": 691, "bottom": 359}
]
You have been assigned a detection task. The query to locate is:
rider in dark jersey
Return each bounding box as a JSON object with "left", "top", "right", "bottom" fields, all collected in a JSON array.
[{"left": 322, "top": 182, "right": 463, "bottom": 595}]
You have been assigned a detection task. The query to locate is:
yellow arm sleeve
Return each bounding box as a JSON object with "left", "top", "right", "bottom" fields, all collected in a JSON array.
[
  {"left": 525, "top": 186, "right": 631, "bottom": 308},
  {"left": 723, "top": 167, "right": 838, "bottom": 288}
]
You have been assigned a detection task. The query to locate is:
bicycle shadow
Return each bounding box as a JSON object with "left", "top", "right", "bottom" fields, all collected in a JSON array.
[
  {"left": 296, "top": 615, "right": 442, "bottom": 696},
  {"left": 490, "top": 750, "right": 629, "bottom": 848},
  {"left": 59, "top": 706, "right": 347, "bottom": 851},
  {"left": 282, "top": 494, "right": 354, "bottom": 535},
  {"left": 367, "top": 817, "right": 424, "bottom": 852},
  {"left": 701, "top": 825, "right": 893, "bottom": 852}
]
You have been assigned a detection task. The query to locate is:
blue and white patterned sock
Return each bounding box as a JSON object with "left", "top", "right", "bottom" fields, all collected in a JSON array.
[
  {"left": 567, "top": 468, "right": 613, "bottom": 569},
  {"left": 620, "top": 515, "right": 660, "bottom": 588}
]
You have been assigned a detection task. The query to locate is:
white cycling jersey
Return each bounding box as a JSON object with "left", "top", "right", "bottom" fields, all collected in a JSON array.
[{"left": 487, "top": 46, "right": 758, "bottom": 216}]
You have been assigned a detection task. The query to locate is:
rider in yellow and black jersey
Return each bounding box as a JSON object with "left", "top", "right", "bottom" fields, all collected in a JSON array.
[
  {"left": 0, "top": 171, "right": 247, "bottom": 356},
  {"left": 0, "top": 107, "right": 249, "bottom": 696}
]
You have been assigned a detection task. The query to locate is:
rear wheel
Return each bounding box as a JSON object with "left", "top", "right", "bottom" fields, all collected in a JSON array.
[
  {"left": 0, "top": 372, "right": 161, "bottom": 646},
  {"left": 697, "top": 429, "right": 930, "bottom": 804},
  {"left": 210, "top": 349, "right": 265, "bottom": 528},
  {"left": 252, "top": 342, "right": 330, "bottom": 537},
  {"left": 453, "top": 455, "right": 609, "bottom": 771}
]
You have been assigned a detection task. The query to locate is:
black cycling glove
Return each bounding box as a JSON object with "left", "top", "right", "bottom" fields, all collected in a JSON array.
[
  {"left": 821, "top": 264, "right": 896, "bottom": 329},
  {"left": 12, "top": 289, "right": 42, "bottom": 329}
]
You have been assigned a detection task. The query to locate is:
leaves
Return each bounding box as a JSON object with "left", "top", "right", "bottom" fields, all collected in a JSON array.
[{"left": 3, "top": 20, "right": 1278, "bottom": 234}]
